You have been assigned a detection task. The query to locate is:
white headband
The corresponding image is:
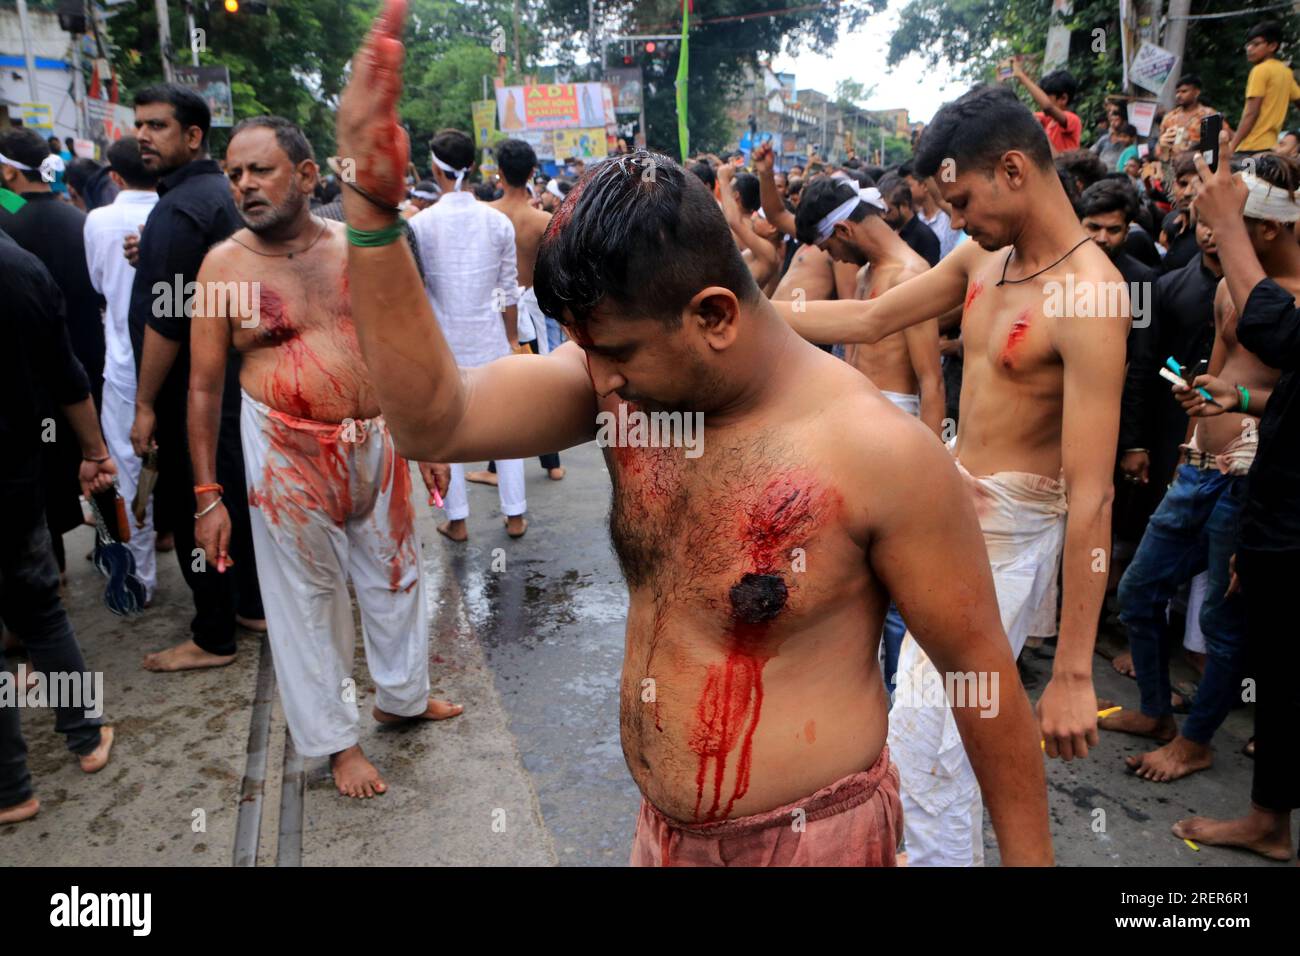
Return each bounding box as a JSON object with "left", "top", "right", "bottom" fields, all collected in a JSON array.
[
  {"left": 814, "top": 186, "right": 886, "bottom": 243},
  {"left": 0, "top": 150, "right": 63, "bottom": 182},
  {"left": 1242, "top": 172, "right": 1300, "bottom": 223},
  {"left": 410, "top": 189, "right": 437, "bottom": 201},
  {"left": 430, "top": 151, "right": 468, "bottom": 190},
  {"left": 545, "top": 178, "right": 565, "bottom": 200}
]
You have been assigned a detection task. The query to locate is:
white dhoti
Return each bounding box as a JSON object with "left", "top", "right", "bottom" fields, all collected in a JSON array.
[
  {"left": 880, "top": 390, "right": 921, "bottom": 418},
  {"left": 101, "top": 378, "right": 157, "bottom": 600},
  {"left": 240, "top": 390, "right": 430, "bottom": 757},
  {"left": 888, "top": 458, "right": 1067, "bottom": 866},
  {"left": 443, "top": 461, "right": 526, "bottom": 522},
  {"left": 1180, "top": 571, "right": 1210, "bottom": 654},
  {"left": 517, "top": 286, "right": 551, "bottom": 355}
]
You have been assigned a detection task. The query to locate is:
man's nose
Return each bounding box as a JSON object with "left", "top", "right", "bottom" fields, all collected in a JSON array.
[{"left": 585, "top": 355, "right": 625, "bottom": 399}]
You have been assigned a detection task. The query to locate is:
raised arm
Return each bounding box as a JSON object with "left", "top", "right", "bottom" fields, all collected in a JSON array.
[
  {"left": 1039, "top": 284, "right": 1130, "bottom": 760},
  {"left": 1012, "top": 57, "right": 1069, "bottom": 128},
  {"left": 773, "top": 239, "right": 973, "bottom": 344},
  {"left": 862, "top": 420, "right": 1051, "bottom": 865},
  {"left": 334, "top": 0, "right": 597, "bottom": 465},
  {"left": 752, "top": 143, "right": 796, "bottom": 237}
]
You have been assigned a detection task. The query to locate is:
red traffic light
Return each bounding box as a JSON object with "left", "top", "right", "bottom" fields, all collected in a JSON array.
[{"left": 644, "top": 42, "right": 656, "bottom": 54}]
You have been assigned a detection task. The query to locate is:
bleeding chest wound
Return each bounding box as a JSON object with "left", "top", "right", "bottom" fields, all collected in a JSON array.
[{"left": 729, "top": 572, "right": 789, "bottom": 624}]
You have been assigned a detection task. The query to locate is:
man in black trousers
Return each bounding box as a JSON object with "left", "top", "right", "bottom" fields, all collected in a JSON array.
[{"left": 126, "top": 84, "right": 264, "bottom": 671}]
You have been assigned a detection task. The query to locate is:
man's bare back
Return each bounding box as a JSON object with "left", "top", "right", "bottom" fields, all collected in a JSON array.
[
  {"left": 491, "top": 192, "right": 550, "bottom": 288},
  {"left": 204, "top": 221, "right": 378, "bottom": 423},
  {"left": 845, "top": 255, "right": 933, "bottom": 398}
]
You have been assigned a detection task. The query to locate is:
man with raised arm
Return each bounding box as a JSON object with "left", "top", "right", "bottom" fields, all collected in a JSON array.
[
  {"left": 332, "top": 1, "right": 1051, "bottom": 867},
  {"left": 773, "top": 84, "right": 1128, "bottom": 865}
]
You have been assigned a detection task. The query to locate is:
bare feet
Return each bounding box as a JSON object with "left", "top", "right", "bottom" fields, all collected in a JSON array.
[
  {"left": 466, "top": 470, "right": 498, "bottom": 486},
  {"left": 1173, "top": 807, "right": 1293, "bottom": 861},
  {"left": 330, "top": 745, "right": 387, "bottom": 798},
  {"left": 1099, "top": 706, "right": 1176, "bottom": 741},
  {"left": 142, "top": 639, "right": 236, "bottom": 672},
  {"left": 79, "top": 726, "right": 114, "bottom": 774},
  {"left": 374, "top": 696, "right": 464, "bottom": 724},
  {"left": 437, "top": 519, "right": 468, "bottom": 542},
  {"left": 0, "top": 797, "right": 40, "bottom": 824},
  {"left": 236, "top": 615, "right": 268, "bottom": 633},
  {"left": 1126, "top": 735, "right": 1213, "bottom": 782},
  {"left": 155, "top": 532, "right": 174, "bottom": 552},
  {"left": 1112, "top": 651, "right": 1136, "bottom": 678},
  {"left": 547, "top": 467, "right": 565, "bottom": 481},
  {"left": 505, "top": 515, "right": 527, "bottom": 538}
]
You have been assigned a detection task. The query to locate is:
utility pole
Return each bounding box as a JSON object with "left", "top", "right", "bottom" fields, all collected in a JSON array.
[
  {"left": 185, "top": 1, "right": 200, "bottom": 67},
  {"left": 1160, "top": 0, "right": 1191, "bottom": 110},
  {"left": 154, "top": 0, "right": 175, "bottom": 82},
  {"left": 14, "top": 0, "right": 41, "bottom": 104}
]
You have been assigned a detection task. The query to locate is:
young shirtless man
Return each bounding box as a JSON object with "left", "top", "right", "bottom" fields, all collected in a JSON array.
[
  {"left": 717, "top": 163, "right": 783, "bottom": 296},
  {"left": 773, "top": 84, "right": 1128, "bottom": 865},
  {"left": 187, "top": 116, "right": 461, "bottom": 799},
  {"left": 334, "top": 0, "right": 1052, "bottom": 866},
  {"left": 793, "top": 177, "right": 946, "bottom": 435},
  {"left": 1103, "top": 153, "right": 1294, "bottom": 783},
  {"left": 487, "top": 137, "right": 564, "bottom": 480}
]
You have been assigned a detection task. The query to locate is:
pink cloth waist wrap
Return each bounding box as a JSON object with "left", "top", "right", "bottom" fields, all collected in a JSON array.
[{"left": 629, "top": 745, "right": 902, "bottom": 867}]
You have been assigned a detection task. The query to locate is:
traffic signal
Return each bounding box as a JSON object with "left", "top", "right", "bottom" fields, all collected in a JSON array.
[{"left": 224, "top": 0, "right": 269, "bottom": 13}]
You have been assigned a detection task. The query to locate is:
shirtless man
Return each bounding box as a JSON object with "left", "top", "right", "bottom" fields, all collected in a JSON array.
[
  {"left": 481, "top": 137, "right": 565, "bottom": 481},
  {"left": 1103, "top": 154, "right": 1292, "bottom": 783},
  {"left": 717, "top": 163, "right": 783, "bottom": 296},
  {"left": 793, "top": 177, "right": 946, "bottom": 436},
  {"left": 752, "top": 143, "right": 860, "bottom": 312},
  {"left": 334, "top": 1, "right": 1051, "bottom": 866},
  {"left": 187, "top": 115, "right": 461, "bottom": 799},
  {"left": 1171, "top": 142, "right": 1300, "bottom": 860},
  {"left": 773, "top": 83, "right": 1128, "bottom": 865}
]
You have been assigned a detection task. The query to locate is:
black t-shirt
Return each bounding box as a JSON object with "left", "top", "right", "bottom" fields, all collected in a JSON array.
[
  {"left": 1236, "top": 278, "right": 1300, "bottom": 553},
  {"left": 0, "top": 191, "right": 105, "bottom": 399},
  {"left": 126, "top": 158, "right": 241, "bottom": 427},
  {"left": 0, "top": 230, "right": 91, "bottom": 516},
  {"left": 1160, "top": 210, "right": 1199, "bottom": 274},
  {"left": 899, "top": 214, "right": 940, "bottom": 267}
]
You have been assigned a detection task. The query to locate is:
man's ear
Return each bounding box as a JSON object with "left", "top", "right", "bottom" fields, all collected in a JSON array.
[
  {"left": 185, "top": 124, "right": 205, "bottom": 154},
  {"left": 1001, "top": 150, "right": 1032, "bottom": 190},
  {"left": 687, "top": 286, "right": 741, "bottom": 350},
  {"left": 298, "top": 159, "right": 320, "bottom": 195},
  {"left": 109, "top": 169, "right": 126, "bottom": 190}
]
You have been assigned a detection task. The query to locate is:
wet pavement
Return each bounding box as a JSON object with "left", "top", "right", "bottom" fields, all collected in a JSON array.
[{"left": 1, "top": 441, "right": 1280, "bottom": 866}]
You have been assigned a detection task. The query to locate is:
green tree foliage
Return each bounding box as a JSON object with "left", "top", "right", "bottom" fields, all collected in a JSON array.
[{"left": 887, "top": 0, "right": 1297, "bottom": 145}]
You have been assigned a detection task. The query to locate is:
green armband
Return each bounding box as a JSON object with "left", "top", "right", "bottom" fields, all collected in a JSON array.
[
  {"left": 1236, "top": 384, "right": 1249, "bottom": 413},
  {"left": 346, "top": 221, "right": 406, "bottom": 248}
]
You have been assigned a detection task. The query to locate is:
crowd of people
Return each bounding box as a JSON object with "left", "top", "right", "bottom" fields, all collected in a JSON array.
[{"left": 1, "top": 0, "right": 1298, "bottom": 867}]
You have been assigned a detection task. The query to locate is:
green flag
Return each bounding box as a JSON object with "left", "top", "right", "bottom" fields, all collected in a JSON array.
[{"left": 675, "top": 0, "right": 689, "bottom": 162}]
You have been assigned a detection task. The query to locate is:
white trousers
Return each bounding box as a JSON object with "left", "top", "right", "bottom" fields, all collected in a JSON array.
[
  {"left": 241, "top": 391, "right": 430, "bottom": 757},
  {"left": 889, "top": 460, "right": 1067, "bottom": 866},
  {"left": 101, "top": 378, "right": 157, "bottom": 600},
  {"left": 443, "top": 460, "right": 526, "bottom": 522}
]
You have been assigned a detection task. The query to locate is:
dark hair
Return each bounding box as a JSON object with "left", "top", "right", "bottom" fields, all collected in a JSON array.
[
  {"left": 733, "top": 171, "right": 760, "bottom": 213},
  {"left": 876, "top": 173, "right": 912, "bottom": 208},
  {"left": 47, "top": 136, "right": 61, "bottom": 151},
  {"left": 786, "top": 176, "right": 803, "bottom": 198},
  {"left": 495, "top": 138, "right": 537, "bottom": 187},
  {"left": 688, "top": 160, "right": 715, "bottom": 190},
  {"left": 473, "top": 181, "right": 502, "bottom": 201},
  {"left": 1176, "top": 73, "right": 1202, "bottom": 89},
  {"left": 1039, "top": 70, "right": 1079, "bottom": 100},
  {"left": 533, "top": 151, "right": 759, "bottom": 334},
  {"left": 64, "top": 136, "right": 74, "bottom": 151},
  {"left": 914, "top": 84, "right": 1053, "bottom": 178},
  {"left": 1120, "top": 123, "right": 1139, "bottom": 138},
  {"left": 1246, "top": 21, "right": 1283, "bottom": 46},
  {"left": 1057, "top": 149, "right": 1107, "bottom": 191},
  {"left": 841, "top": 168, "right": 875, "bottom": 189},
  {"left": 864, "top": 165, "right": 885, "bottom": 182},
  {"left": 430, "top": 128, "right": 475, "bottom": 173},
  {"left": 0, "top": 127, "right": 51, "bottom": 183},
  {"left": 1079, "top": 178, "right": 1139, "bottom": 222},
  {"left": 133, "top": 83, "right": 211, "bottom": 145},
  {"left": 229, "top": 115, "right": 314, "bottom": 166},
  {"left": 550, "top": 177, "right": 575, "bottom": 197},
  {"left": 794, "top": 177, "right": 875, "bottom": 246},
  {"left": 65, "top": 157, "right": 103, "bottom": 196},
  {"left": 1173, "top": 151, "right": 1199, "bottom": 180}
]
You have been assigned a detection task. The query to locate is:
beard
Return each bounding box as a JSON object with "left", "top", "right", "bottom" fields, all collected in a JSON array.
[{"left": 241, "top": 192, "right": 305, "bottom": 234}]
